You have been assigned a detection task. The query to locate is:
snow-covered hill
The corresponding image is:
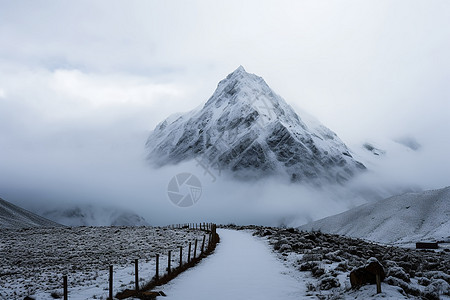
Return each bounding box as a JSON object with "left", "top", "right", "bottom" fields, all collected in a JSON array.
[
  {"left": 299, "top": 186, "right": 450, "bottom": 246},
  {"left": 42, "top": 204, "right": 150, "bottom": 227},
  {"left": 0, "top": 197, "right": 61, "bottom": 228},
  {"left": 146, "top": 66, "right": 365, "bottom": 184}
]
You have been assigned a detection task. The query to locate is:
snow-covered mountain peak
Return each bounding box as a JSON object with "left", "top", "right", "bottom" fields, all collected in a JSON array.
[
  {"left": 146, "top": 67, "right": 365, "bottom": 184},
  {"left": 222, "top": 65, "right": 252, "bottom": 84},
  {"left": 207, "top": 65, "right": 268, "bottom": 107},
  {"left": 204, "top": 66, "right": 303, "bottom": 130},
  {"left": 227, "top": 65, "right": 247, "bottom": 77}
]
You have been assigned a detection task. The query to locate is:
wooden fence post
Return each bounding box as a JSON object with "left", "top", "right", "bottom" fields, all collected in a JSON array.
[
  {"left": 201, "top": 235, "right": 206, "bottom": 254},
  {"left": 376, "top": 273, "right": 381, "bottom": 294},
  {"left": 179, "top": 246, "right": 183, "bottom": 268},
  {"left": 135, "top": 259, "right": 139, "bottom": 291},
  {"left": 188, "top": 242, "right": 191, "bottom": 263},
  {"left": 155, "top": 254, "right": 159, "bottom": 281},
  {"left": 109, "top": 266, "right": 113, "bottom": 300},
  {"left": 63, "top": 275, "right": 68, "bottom": 300},
  {"left": 168, "top": 250, "right": 171, "bottom": 274},
  {"left": 194, "top": 239, "right": 198, "bottom": 259}
]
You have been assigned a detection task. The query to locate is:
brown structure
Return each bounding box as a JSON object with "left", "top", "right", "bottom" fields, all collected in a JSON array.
[
  {"left": 416, "top": 242, "right": 438, "bottom": 249},
  {"left": 350, "top": 258, "right": 385, "bottom": 293}
]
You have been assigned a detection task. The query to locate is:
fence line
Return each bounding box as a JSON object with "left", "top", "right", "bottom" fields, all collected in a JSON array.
[{"left": 56, "top": 223, "right": 219, "bottom": 300}]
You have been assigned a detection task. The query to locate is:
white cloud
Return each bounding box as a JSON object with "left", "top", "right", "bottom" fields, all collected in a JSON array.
[
  {"left": 49, "top": 69, "right": 184, "bottom": 107},
  {"left": 0, "top": 0, "right": 449, "bottom": 224}
]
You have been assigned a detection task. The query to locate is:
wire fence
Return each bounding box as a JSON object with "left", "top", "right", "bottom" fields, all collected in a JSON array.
[{"left": 57, "top": 223, "right": 219, "bottom": 300}]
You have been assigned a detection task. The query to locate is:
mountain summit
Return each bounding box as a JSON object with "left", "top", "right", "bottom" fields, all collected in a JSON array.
[{"left": 146, "top": 66, "right": 365, "bottom": 184}]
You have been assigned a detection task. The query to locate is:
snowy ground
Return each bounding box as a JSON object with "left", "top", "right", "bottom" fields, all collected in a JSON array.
[
  {"left": 0, "top": 226, "right": 207, "bottom": 299},
  {"left": 249, "top": 226, "right": 450, "bottom": 299},
  {"left": 159, "top": 228, "right": 441, "bottom": 300},
  {"left": 2, "top": 226, "right": 449, "bottom": 299}
]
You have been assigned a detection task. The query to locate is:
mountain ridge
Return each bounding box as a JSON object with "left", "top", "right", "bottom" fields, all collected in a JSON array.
[{"left": 0, "top": 197, "right": 62, "bottom": 228}]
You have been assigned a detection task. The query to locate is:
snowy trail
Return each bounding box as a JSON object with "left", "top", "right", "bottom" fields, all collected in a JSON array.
[{"left": 160, "top": 229, "right": 308, "bottom": 300}]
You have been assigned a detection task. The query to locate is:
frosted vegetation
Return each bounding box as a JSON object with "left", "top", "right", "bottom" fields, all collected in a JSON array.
[
  {"left": 246, "top": 225, "right": 450, "bottom": 299},
  {"left": 0, "top": 227, "right": 206, "bottom": 299}
]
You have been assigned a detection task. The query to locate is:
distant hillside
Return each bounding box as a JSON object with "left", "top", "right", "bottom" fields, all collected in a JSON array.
[
  {"left": 42, "top": 204, "right": 150, "bottom": 227},
  {"left": 299, "top": 187, "right": 450, "bottom": 246},
  {"left": 0, "top": 197, "right": 62, "bottom": 228}
]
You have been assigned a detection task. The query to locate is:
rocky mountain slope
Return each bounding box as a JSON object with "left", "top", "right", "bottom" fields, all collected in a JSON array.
[
  {"left": 299, "top": 186, "right": 450, "bottom": 245},
  {"left": 146, "top": 66, "right": 365, "bottom": 184},
  {"left": 0, "top": 197, "right": 61, "bottom": 228}
]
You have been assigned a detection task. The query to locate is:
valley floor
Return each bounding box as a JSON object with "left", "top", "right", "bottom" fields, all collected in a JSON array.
[{"left": 0, "top": 226, "right": 206, "bottom": 300}]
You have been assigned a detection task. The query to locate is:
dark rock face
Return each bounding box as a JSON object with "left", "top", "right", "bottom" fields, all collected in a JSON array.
[
  {"left": 362, "top": 143, "right": 385, "bottom": 156},
  {"left": 146, "top": 66, "right": 365, "bottom": 184}
]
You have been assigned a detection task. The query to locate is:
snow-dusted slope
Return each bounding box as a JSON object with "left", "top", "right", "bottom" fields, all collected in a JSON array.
[
  {"left": 299, "top": 187, "right": 450, "bottom": 245},
  {"left": 0, "top": 197, "right": 61, "bottom": 228},
  {"left": 42, "top": 204, "right": 150, "bottom": 226},
  {"left": 146, "top": 66, "right": 365, "bottom": 184}
]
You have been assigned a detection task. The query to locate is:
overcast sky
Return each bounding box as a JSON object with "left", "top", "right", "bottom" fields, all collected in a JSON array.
[{"left": 0, "top": 1, "right": 449, "bottom": 225}]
